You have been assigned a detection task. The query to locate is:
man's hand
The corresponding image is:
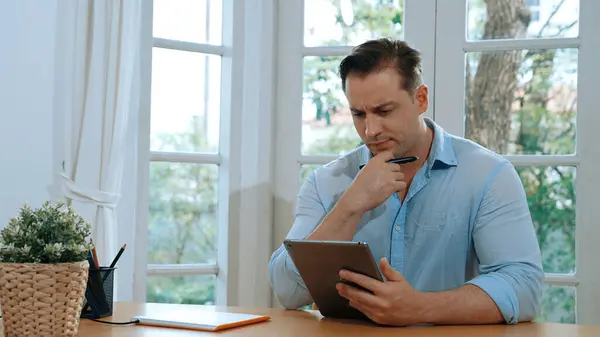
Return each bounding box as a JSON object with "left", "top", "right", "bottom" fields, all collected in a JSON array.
[
  {"left": 337, "top": 258, "right": 505, "bottom": 326},
  {"left": 305, "top": 151, "right": 407, "bottom": 241},
  {"left": 338, "top": 151, "right": 407, "bottom": 214},
  {"left": 336, "top": 257, "right": 426, "bottom": 326}
]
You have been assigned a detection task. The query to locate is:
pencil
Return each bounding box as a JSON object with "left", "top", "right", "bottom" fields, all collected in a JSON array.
[
  {"left": 109, "top": 244, "right": 126, "bottom": 269},
  {"left": 91, "top": 247, "right": 100, "bottom": 270},
  {"left": 101, "top": 244, "right": 127, "bottom": 284}
]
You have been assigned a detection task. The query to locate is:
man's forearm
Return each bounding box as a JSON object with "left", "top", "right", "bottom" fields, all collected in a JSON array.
[
  {"left": 419, "top": 284, "right": 503, "bottom": 325},
  {"left": 306, "top": 200, "right": 364, "bottom": 241}
]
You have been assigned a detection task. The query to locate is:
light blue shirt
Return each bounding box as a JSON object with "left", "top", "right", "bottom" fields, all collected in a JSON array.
[{"left": 268, "top": 118, "right": 544, "bottom": 324}]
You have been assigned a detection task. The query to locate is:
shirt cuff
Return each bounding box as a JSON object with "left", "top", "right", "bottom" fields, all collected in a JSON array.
[{"left": 466, "top": 274, "right": 519, "bottom": 324}]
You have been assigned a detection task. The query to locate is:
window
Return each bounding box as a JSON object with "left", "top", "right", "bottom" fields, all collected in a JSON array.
[
  {"left": 466, "top": 0, "right": 577, "bottom": 40},
  {"left": 274, "top": 1, "right": 437, "bottom": 258},
  {"left": 437, "top": 0, "right": 600, "bottom": 325},
  {"left": 136, "top": 0, "right": 233, "bottom": 306}
]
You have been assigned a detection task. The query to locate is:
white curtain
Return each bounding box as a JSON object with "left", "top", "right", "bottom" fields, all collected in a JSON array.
[{"left": 53, "top": 0, "right": 142, "bottom": 266}]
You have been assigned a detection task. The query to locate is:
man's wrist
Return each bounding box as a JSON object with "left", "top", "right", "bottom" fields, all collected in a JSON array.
[
  {"left": 415, "top": 291, "right": 443, "bottom": 325},
  {"left": 336, "top": 194, "right": 365, "bottom": 218},
  {"left": 306, "top": 195, "right": 365, "bottom": 241}
]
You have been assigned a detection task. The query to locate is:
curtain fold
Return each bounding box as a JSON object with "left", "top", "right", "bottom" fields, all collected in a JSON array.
[{"left": 53, "top": 0, "right": 142, "bottom": 267}]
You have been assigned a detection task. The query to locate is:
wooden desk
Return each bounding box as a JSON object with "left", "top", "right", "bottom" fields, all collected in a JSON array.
[{"left": 74, "top": 302, "right": 599, "bottom": 336}]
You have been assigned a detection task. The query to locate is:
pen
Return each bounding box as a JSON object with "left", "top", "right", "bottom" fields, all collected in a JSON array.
[
  {"left": 359, "top": 156, "right": 419, "bottom": 170},
  {"left": 386, "top": 156, "right": 418, "bottom": 164}
]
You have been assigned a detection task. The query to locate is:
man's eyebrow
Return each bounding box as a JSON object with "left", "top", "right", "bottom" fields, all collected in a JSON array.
[
  {"left": 373, "top": 101, "right": 395, "bottom": 109},
  {"left": 349, "top": 101, "right": 395, "bottom": 113}
]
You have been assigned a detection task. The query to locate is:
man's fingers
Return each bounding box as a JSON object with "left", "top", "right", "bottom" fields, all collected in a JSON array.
[
  {"left": 380, "top": 257, "right": 406, "bottom": 282},
  {"left": 393, "top": 171, "right": 405, "bottom": 181},
  {"left": 347, "top": 299, "right": 377, "bottom": 319},
  {"left": 388, "top": 163, "right": 402, "bottom": 172},
  {"left": 336, "top": 276, "right": 391, "bottom": 325},
  {"left": 339, "top": 269, "right": 383, "bottom": 293},
  {"left": 376, "top": 150, "right": 395, "bottom": 162},
  {"left": 336, "top": 282, "right": 387, "bottom": 308}
]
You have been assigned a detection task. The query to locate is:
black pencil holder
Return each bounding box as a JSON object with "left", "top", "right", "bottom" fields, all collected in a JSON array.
[{"left": 80, "top": 267, "right": 115, "bottom": 319}]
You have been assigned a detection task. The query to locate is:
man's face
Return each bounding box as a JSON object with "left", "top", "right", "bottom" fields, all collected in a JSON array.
[{"left": 344, "top": 67, "right": 428, "bottom": 158}]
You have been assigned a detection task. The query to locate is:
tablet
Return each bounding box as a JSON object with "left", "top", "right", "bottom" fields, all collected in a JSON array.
[{"left": 283, "top": 239, "right": 383, "bottom": 320}]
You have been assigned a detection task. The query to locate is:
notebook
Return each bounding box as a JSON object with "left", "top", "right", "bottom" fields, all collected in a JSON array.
[{"left": 132, "top": 310, "right": 271, "bottom": 332}]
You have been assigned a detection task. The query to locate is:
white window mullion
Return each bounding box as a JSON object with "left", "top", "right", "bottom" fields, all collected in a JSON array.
[
  {"left": 273, "top": 0, "right": 304, "bottom": 288},
  {"left": 132, "top": 0, "right": 154, "bottom": 303},
  {"left": 147, "top": 264, "right": 219, "bottom": 276},
  {"left": 234, "top": 0, "right": 277, "bottom": 308},
  {"left": 573, "top": 0, "right": 600, "bottom": 326},
  {"left": 545, "top": 273, "right": 579, "bottom": 287},
  {"left": 302, "top": 46, "right": 354, "bottom": 57},
  {"left": 505, "top": 155, "right": 579, "bottom": 167},
  {"left": 404, "top": 0, "right": 437, "bottom": 120},
  {"left": 433, "top": 1, "right": 466, "bottom": 136},
  {"left": 149, "top": 151, "right": 221, "bottom": 164},
  {"left": 153, "top": 38, "right": 226, "bottom": 55},
  {"left": 216, "top": 0, "right": 244, "bottom": 307},
  {"left": 463, "top": 37, "right": 580, "bottom": 52}
]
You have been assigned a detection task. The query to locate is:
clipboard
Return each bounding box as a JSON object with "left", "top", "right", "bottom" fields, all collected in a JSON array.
[{"left": 132, "top": 310, "right": 271, "bottom": 332}]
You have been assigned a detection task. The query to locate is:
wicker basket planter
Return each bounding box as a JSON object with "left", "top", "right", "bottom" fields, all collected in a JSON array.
[{"left": 0, "top": 260, "right": 89, "bottom": 337}]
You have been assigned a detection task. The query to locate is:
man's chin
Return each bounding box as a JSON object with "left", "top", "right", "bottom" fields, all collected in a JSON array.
[{"left": 368, "top": 145, "right": 403, "bottom": 157}]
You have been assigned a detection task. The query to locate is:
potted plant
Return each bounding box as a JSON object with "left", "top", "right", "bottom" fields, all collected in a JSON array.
[{"left": 0, "top": 200, "right": 93, "bottom": 336}]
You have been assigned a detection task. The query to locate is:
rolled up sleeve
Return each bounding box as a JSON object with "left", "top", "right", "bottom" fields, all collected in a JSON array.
[
  {"left": 466, "top": 161, "right": 544, "bottom": 324},
  {"left": 268, "top": 171, "right": 327, "bottom": 309}
]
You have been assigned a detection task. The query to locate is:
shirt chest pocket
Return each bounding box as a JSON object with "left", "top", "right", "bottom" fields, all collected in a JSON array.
[{"left": 406, "top": 211, "right": 469, "bottom": 250}]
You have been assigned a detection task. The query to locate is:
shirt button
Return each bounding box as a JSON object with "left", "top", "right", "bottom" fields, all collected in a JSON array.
[{"left": 395, "top": 226, "right": 401, "bottom": 231}]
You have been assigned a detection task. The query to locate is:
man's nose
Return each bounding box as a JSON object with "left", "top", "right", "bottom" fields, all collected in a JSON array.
[{"left": 365, "top": 114, "right": 383, "bottom": 139}]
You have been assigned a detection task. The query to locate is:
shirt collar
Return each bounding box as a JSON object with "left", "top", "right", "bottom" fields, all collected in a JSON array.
[{"left": 357, "top": 117, "right": 457, "bottom": 170}]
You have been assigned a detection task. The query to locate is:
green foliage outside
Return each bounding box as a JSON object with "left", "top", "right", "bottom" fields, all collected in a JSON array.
[
  {"left": 147, "top": 0, "right": 578, "bottom": 323},
  {"left": 147, "top": 116, "right": 218, "bottom": 304}
]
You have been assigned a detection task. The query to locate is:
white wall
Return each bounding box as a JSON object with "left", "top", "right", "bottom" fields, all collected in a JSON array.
[{"left": 0, "top": 0, "right": 58, "bottom": 222}]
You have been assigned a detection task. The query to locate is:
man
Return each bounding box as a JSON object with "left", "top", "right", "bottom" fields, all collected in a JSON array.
[{"left": 268, "top": 38, "right": 543, "bottom": 326}]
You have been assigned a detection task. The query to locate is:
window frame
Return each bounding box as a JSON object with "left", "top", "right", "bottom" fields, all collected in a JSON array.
[
  {"left": 434, "top": 0, "right": 600, "bottom": 325},
  {"left": 134, "top": 0, "right": 275, "bottom": 307}
]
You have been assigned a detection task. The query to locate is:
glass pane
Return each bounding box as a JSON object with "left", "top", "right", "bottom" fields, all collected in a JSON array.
[
  {"left": 465, "top": 48, "right": 577, "bottom": 155},
  {"left": 517, "top": 166, "right": 575, "bottom": 274},
  {"left": 304, "top": 0, "right": 404, "bottom": 47},
  {"left": 147, "top": 275, "right": 216, "bottom": 305},
  {"left": 302, "top": 56, "right": 363, "bottom": 155},
  {"left": 151, "top": 48, "right": 221, "bottom": 153},
  {"left": 300, "top": 164, "right": 322, "bottom": 184},
  {"left": 148, "top": 163, "right": 218, "bottom": 264},
  {"left": 466, "top": 0, "right": 579, "bottom": 40},
  {"left": 153, "top": 0, "right": 222, "bottom": 44},
  {"left": 536, "top": 285, "right": 576, "bottom": 323}
]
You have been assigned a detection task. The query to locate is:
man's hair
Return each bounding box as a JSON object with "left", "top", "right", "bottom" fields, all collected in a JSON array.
[{"left": 338, "top": 38, "right": 423, "bottom": 94}]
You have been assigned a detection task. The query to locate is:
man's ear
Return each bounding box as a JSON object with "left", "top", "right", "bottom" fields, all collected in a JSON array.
[{"left": 415, "top": 85, "right": 428, "bottom": 114}]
